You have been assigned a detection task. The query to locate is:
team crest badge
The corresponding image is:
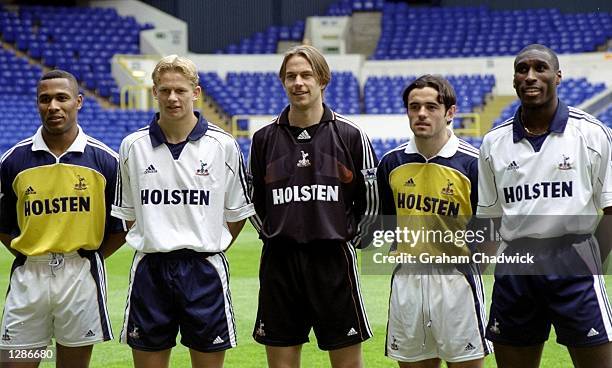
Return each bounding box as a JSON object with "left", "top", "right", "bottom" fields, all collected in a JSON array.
[
  {"left": 74, "top": 175, "right": 87, "bottom": 190},
  {"left": 196, "top": 160, "right": 210, "bottom": 176},
  {"left": 297, "top": 150, "right": 311, "bottom": 168},
  {"left": 128, "top": 327, "right": 140, "bottom": 339},
  {"left": 390, "top": 336, "right": 399, "bottom": 350},
  {"left": 255, "top": 321, "right": 266, "bottom": 337},
  {"left": 489, "top": 319, "right": 500, "bottom": 334},
  {"left": 441, "top": 179, "right": 454, "bottom": 196},
  {"left": 558, "top": 155, "right": 572, "bottom": 170}
]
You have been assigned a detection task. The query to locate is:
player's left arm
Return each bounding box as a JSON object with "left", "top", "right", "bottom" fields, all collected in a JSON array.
[
  {"left": 467, "top": 156, "right": 498, "bottom": 262},
  {"left": 100, "top": 232, "right": 127, "bottom": 258},
  {"left": 594, "top": 125, "right": 612, "bottom": 265},
  {"left": 0, "top": 233, "right": 17, "bottom": 257},
  {"left": 349, "top": 128, "right": 379, "bottom": 248},
  {"left": 227, "top": 219, "right": 246, "bottom": 246},
  {"left": 100, "top": 153, "right": 128, "bottom": 259}
]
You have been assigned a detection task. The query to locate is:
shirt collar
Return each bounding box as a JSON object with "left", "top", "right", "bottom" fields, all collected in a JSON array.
[
  {"left": 403, "top": 129, "right": 458, "bottom": 158},
  {"left": 512, "top": 99, "right": 569, "bottom": 143},
  {"left": 277, "top": 103, "right": 335, "bottom": 126},
  {"left": 149, "top": 111, "right": 208, "bottom": 148},
  {"left": 31, "top": 124, "right": 88, "bottom": 153}
]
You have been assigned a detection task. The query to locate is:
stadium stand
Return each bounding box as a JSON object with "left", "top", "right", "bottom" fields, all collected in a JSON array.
[
  {"left": 0, "top": 5, "right": 153, "bottom": 104},
  {"left": 0, "top": 2, "right": 609, "bottom": 160},
  {"left": 364, "top": 75, "right": 495, "bottom": 115},
  {"left": 597, "top": 105, "right": 612, "bottom": 128},
  {"left": 372, "top": 3, "right": 611, "bottom": 60},
  {"left": 200, "top": 71, "right": 360, "bottom": 116},
  {"left": 0, "top": 43, "right": 151, "bottom": 153},
  {"left": 493, "top": 78, "right": 607, "bottom": 127}
]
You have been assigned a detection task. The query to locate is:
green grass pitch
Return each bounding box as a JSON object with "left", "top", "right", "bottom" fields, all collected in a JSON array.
[{"left": 0, "top": 223, "right": 608, "bottom": 367}]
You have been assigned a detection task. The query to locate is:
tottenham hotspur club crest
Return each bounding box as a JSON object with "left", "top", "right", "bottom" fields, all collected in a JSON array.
[
  {"left": 196, "top": 160, "right": 209, "bottom": 176},
  {"left": 297, "top": 150, "right": 311, "bottom": 168},
  {"left": 489, "top": 318, "right": 500, "bottom": 334},
  {"left": 74, "top": 175, "right": 87, "bottom": 190},
  {"left": 255, "top": 321, "right": 266, "bottom": 337},
  {"left": 441, "top": 179, "right": 454, "bottom": 196},
  {"left": 128, "top": 326, "right": 140, "bottom": 339},
  {"left": 558, "top": 154, "right": 572, "bottom": 170}
]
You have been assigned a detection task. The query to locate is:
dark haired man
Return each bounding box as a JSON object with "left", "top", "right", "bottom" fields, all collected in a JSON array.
[
  {"left": 478, "top": 44, "right": 612, "bottom": 367},
  {"left": 378, "top": 74, "right": 491, "bottom": 368},
  {"left": 0, "top": 70, "right": 126, "bottom": 367},
  {"left": 249, "top": 45, "right": 378, "bottom": 368}
]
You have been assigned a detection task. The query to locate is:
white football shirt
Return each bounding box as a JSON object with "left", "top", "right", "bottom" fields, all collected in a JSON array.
[
  {"left": 477, "top": 102, "right": 612, "bottom": 240},
  {"left": 111, "top": 113, "right": 255, "bottom": 253}
]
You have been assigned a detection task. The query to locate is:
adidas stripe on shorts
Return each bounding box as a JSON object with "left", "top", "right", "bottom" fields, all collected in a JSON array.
[
  {"left": 0, "top": 251, "right": 112, "bottom": 349},
  {"left": 386, "top": 264, "right": 492, "bottom": 363},
  {"left": 121, "top": 249, "right": 236, "bottom": 352}
]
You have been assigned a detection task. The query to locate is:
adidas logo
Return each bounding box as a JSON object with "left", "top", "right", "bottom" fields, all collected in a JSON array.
[
  {"left": 2, "top": 329, "right": 10, "bottom": 341},
  {"left": 297, "top": 130, "right": 311, "bottom": 140},
  {"left": 464, "top": 342, "right": 476, "bottom": 351},
  {"left": 404, "top": 178, "right": 415, "bottom": 187},
  {"left": 144, "top": 164, "right": 158, "bottom": 174},
  {"left": 347, "top": 328, "right": 357, "bottom": 337},
  {"left": 213, "top": 336, "right": 224, "bottom": 344},
  {"left": 587, "top": 328, "right": 599, "bottom": 337},
  {"left": 506, "top": 161, "right": 519, "bottom": 171},
  {"left": 24, "top": 186, "right": 36, "bottom": 195},
  {"left": 85, "top": 329, "right": 96, "bottom": 338}
]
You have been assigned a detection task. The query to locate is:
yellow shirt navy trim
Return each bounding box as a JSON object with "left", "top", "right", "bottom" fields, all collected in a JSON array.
[
  {"left": 377, "top": 133, "right": 479, "bottom": 257},
  {"left": 0, "top": 127, "right": 122, "bottom": 255}
]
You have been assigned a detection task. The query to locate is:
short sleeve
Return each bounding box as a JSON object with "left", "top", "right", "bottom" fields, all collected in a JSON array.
[
  {"left": 224, "top": 138, "right": 255, "bottom": 222},
  {"left": 111, "top": 138, "right": 137, "bottom": 221},
  {"left": 476, "top": 137, "right": 502, "bottom": 218}
]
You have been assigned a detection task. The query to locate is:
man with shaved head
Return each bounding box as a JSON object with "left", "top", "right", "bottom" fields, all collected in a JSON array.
[
  {"left": 0, "top": 69, "right": 126, "bottom": 367},
  {"left": 477, "top": 44, "right": 612, "bottom": 367}
]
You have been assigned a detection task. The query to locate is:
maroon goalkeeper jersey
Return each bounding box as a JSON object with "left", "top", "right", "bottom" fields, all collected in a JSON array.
[{"left": 249, "top": 104, "right": 379, "bottom": 246}]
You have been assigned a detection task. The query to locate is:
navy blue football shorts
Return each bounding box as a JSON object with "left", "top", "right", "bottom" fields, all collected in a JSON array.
[
  {"left": 253, "top": 239, "right": 372, "bottom": 350},
  {"left": 486, "top": 235, "right": 612, "bottom": 347},
  {"left": 120, "top": 249, "right": 236, "bottom": 352}
]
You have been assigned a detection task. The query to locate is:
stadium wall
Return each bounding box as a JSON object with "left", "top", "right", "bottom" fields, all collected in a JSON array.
[
  {"left": 188, "top": 52, "right": 611, "bottom": 96},
  {"left": 140, "top": 0, "right": 338, "bottom": 53}
]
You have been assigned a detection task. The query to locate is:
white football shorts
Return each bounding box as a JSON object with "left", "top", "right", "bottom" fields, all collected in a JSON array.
[
  {"left": 386, "top": 264, "right": 493, "bottom": 363},
  {"left": 0, "top": 251, "right": 112, "bottom": 349}
]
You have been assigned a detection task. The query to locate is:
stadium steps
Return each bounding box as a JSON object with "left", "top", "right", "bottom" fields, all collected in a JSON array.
[
  {"left": 348, "top": 11, "right": 381, "bottom": 57},
  {"left": 200, "top": 92, "right": 232, "bottom": 131},
  {"left": 0, "top": 40, "right": 115, "bottom": 109},
  {"left": 277, "top": 40, "right": 301, "bottom": 53},
  {"left": 479, "top": 95, "right": 516, "bottom": 134}
]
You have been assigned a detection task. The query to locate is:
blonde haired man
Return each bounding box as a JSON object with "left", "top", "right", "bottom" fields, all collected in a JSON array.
[{"left": 112, "top": 55, "right": 254, "bottom": 368}]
